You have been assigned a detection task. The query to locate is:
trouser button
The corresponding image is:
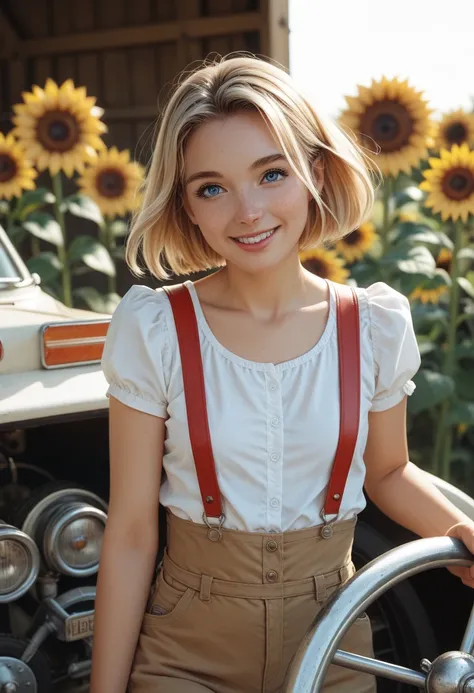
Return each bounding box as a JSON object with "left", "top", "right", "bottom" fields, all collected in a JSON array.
[{"left": 266, "top": 539, "right": 278, "bottom": 552}]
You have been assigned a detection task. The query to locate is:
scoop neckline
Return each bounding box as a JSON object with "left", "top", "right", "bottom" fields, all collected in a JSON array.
[{"left": 184, "top": 280, "right": 336, "bottom": 372}]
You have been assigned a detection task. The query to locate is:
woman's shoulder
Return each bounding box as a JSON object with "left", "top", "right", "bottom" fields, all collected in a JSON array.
[
  {"left": 353, "top": 282, "right": 421, "bottom": 411},
  {"left": 101, "top": 285, "right": 175, "bottom": 417},
  {"left": 110, "top": 284, "right": 172, "bottom": 332},
  {"left": 355, "top": 280, "right": 410, "bottom": 312}
]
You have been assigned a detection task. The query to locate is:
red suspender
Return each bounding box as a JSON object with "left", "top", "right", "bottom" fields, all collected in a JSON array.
[
  {"left": 323, "top": 282, "right": 360, "bottom": 518},
  {"left": 163, "top": 281, "right": 360, "bottom": 526},
  {"left": 163, "top": 284, "right": 223, "bottom": 521}
]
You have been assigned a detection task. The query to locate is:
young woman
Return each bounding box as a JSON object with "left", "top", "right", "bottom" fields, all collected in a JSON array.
[{"left": 90, "top": 55, "right": 474, "bottom": 693}]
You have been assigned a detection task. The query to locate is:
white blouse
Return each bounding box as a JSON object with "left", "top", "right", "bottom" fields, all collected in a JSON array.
[{"left": 102, "top": 280, "right": 421, "bottom": 532}]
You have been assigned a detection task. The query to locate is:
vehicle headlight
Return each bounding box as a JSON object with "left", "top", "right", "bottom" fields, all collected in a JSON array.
[
  {"left": 42, "top": 503, "right": 106, "bottom": 577},
  {"left": 0, "top": 523, "right": 40, "bottom": 603},
  {"left": 20, "top": 486, "right": 108, "bottom": 579}
]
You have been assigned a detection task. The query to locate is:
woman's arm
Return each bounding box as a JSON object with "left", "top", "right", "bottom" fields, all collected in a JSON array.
[
  {"left": 89, "top": 397, "right": 165, "bottom": 693},
  {"left": 363, "top": 396, "right": 474, "bottom": 587}
]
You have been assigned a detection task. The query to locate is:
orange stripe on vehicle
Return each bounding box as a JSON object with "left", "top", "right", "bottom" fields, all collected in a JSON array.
[{"left": 43, "top": 321, "right": 110, "bottom": 367}]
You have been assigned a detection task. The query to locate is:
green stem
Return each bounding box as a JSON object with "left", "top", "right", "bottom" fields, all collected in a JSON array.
[
  {"left": 101, "top": 219, "right": 117, "bottom": 295},
  {"left": 433, "top": 218, "right": 464, "bottom": 480},
  {"left": 31, "top": 236, "right": 40, "bottom": 257},
  {"left": 52, "top": 173, "right": 72, "bottom": 307},
  {"left": 381, "top": 177, "right": 392, "bottom": 256}
]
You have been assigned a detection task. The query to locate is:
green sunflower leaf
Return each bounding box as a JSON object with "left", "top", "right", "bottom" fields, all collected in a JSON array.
[
  {"left": 68, "top": 235, "right": 116, "bottom": 276},
  {"left": 394, "top": 186, "right": 424, "bottom": 208},
  {"left": 457, "top": 277, "right": 474, "bottom": 299},
  {"left": 73, "top": 287, "right": 121, "bottom": 314},
  {"left": 27, "top": 252, "right": 62, "bottom": 282},
  {"left": 446, "top": 401, "right": 474, "bottom": 426},
  {"left": 15, "top": 188, "right": 56, "bottom": 221},
  {"left": 409, "top": 370, "right": 455, "bottom": 415},
  {"left": 454, "top": 369, "right": 474, "bottom": 400},
  {"left": 458, "top": 248, "right": 474, "bottom": 262},
  {"left": 60, "top": 194, "right": 103, "bottom": 225},
  {"left": 109, "top": 219, "right": 129, "bottom": 237},
  {"left": 396, "top": 245, "right": 436, "bottom": 276},
  {"left": 454, "top": 342, "right": 474, "bottom": 362},
  {"left": 23, "top": 212, "right": 63, "bottom": 247}
]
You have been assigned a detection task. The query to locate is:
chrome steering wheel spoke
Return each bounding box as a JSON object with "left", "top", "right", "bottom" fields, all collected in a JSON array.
[{"left": 283, "top": 536, "right": 474, "bottom": 693}]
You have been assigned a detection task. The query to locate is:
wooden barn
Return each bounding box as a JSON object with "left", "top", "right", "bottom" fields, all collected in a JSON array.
[{"left": 0, "top": 0, "right": 289, "bottom": 156}]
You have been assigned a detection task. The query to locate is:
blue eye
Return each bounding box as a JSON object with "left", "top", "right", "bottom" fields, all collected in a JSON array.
[
  {"left": 196, "top": 184, "right": 223, "bottom": 199},
  {"left": 263, "top": 168, "right": 287, "bottom": 184}
]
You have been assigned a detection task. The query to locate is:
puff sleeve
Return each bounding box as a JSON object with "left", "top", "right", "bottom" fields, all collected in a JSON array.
[
  {"left": 101, "top": 285, "right": 170, "bottom": 418},
  {"left": 367, "top": 282, "right": 421, "bottom": 412}
]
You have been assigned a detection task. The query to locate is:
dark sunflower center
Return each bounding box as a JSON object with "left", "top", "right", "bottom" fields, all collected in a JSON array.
[
  {"left": 445, "top": 122, "right": 467, "bottom": 146},
  {"left": 303, "top": 259, "right": 330, "bottom": 278},
  {"left": 442, "top": 167, "right": 474, "bottom": 201},
  {"left": 37, "top": 110, "right": 80, "bottom": 152},
  {"left": 360, "top": 100, "right": 414, "bottom": 153},
  {"left": 437, "top": 254, "right": 452, "bottom": 273},
  {"left": 343, "top": 230, "right": 361, "bottom": 246},
  {"left": 0, "top": 154, "right": 17, "bottom": 183},
  {"left": 97, "top": 168, "right": 126, "bottom": 198}
]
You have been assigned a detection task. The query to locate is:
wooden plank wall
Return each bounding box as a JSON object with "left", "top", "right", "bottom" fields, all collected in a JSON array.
[
  {"left": 0, "top": 0, "right": 288, "bottom": 294},
  {"left": 0, "top": 0, "right": 265, "bottom": 164}
]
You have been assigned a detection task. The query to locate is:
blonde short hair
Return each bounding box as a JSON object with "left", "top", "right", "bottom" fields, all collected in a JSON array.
[{"left": 126, "top": 54, "right": 375, "bottom": 280}]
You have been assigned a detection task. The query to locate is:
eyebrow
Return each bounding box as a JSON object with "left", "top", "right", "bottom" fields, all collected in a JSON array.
[{"left": 184, "top": 153, "right": 287, "bottom": 187}]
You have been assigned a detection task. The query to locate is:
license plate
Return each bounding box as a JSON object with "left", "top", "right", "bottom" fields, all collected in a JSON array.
[{"left": 64, "top": 610, "right": 94, "bottom": 641}]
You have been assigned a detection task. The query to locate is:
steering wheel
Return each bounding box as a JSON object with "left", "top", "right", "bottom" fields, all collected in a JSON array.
[{"left": 283, "top": 537, "right": 474, "bottom": 692}]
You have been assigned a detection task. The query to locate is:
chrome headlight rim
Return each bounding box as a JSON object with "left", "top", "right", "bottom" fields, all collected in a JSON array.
[
  {"left": 43, "top": 503, "right": 106, "bottom": 578},
  {"left": 20, "top": 487, "right": 108, "bottom": 539},
  {"left": 0, "top": 524, "right": 40, "bottom": 603}
]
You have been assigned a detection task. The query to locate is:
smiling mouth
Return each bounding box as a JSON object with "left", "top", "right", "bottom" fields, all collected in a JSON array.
[{"left": 232, "top": 227, "right": 278, "bottom": 245}]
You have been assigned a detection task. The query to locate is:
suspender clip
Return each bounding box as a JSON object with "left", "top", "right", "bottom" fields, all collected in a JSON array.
[
  {"left": 320, "top": 510, "right": 336, "bottom": 540},
  {"left": 202, "top": 512, "right": 226, "bottom": 542}
]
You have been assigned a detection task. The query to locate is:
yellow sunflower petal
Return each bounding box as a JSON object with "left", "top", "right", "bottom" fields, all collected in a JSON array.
[{"left": 339, "top": 76, "right": 433, "bottom": 177}]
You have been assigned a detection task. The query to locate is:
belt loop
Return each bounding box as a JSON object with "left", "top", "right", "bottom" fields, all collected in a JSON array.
[
  {"left": 339, "top": 563, "right": 350, "bottom": 584},
  {"left": 200, "top": 574, "right": 213, "bottom": 602},
  {"left": 314, "top": 575, "right": 327, "bottom": 603}
]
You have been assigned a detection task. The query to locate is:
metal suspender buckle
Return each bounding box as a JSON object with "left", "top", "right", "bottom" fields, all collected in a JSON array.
[
  {"left": 202, "top": 512, "right": 226, "bottom": 542},
  {"left": 320, "top": 510, "right": 336, "bottom": 540}
]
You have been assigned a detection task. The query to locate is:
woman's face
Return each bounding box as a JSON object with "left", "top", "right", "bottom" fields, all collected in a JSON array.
[{"left": 183, "top": 111, "right": 313, "bottom": 273}]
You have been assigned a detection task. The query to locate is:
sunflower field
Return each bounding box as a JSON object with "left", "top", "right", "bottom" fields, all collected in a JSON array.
[
  {"left": 0, "top": 78, "right": 143, "bottom": 313},
  {"left": 0, "top": 75, "right": 474, "bottom": 490},
  {"left": 301, "top": 76, "right": 474, "bottom": 492}
]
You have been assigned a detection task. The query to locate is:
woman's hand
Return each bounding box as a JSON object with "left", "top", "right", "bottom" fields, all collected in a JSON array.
[{"left": 445, "top": 522, "right": 474, "bottom": 588}]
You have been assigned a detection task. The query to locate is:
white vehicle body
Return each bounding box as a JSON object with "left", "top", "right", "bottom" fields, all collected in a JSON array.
[{"left": 0, "top": 228, "right": 110, "bottom": 427}]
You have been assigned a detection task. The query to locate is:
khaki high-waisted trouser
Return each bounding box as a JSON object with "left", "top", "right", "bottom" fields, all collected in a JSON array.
[{"left": 129, "top": 512, "right": 376, "bottom": 693}]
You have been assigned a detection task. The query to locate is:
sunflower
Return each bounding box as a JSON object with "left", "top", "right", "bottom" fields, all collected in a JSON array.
[
  {"left": 0, "top": 133, "right": 37, "bottom": 200},
  {"left": 300, "top": 248, "right": 349, "bottom": 284},
  {"left": 410, "top": 248, "right": 452, "bottom": 304},
  {"left": 434, "top": 109, "right": 474, "bottom": 150},
  {"left": 420, "top": 144, "right": 474, "bottom": 222},
  {"left": 436, "top": 247, "right": 452, "bottom": 273},
  {"left": 12, "top": 79, "right": 107, "bottom": 177},
  {"left": 339, "top": 77, "right": 434, "bottom": 177},
  {"left": 410, "top": 284, "right": 448, "bottom": 305},
  {"left": 77, "top": 147, "right": 144, "bottom": 217},
  {"left": 335, "top": 222, "right": 377, "bottom": 263}
]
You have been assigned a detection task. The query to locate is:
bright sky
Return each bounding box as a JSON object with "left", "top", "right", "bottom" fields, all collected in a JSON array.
[{"left": 289, "top": 0, "right": 473, "bottom": 119}]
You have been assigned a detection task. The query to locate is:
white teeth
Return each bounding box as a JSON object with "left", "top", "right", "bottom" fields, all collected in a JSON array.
[{"left": 235, "top": 229, "right": 275, "bottom": 245}]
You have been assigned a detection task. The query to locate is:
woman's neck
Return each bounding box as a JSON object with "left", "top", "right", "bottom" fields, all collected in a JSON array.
[{"left": 204, "top": 253, "right": 327, "bottom": 320}]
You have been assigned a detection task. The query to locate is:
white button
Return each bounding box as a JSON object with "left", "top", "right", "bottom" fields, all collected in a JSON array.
[
  {"left": 271, "top": 417, "right": 280, "bottom": 427},
  {"left": 270, "top": 452, "right": 280, "bottom": 463},
  {"left": 269, "top": 381, "right": 278, "bottom": 391},
  {"left": 270, "top": 498, "right": 280, "bottom": 508}
]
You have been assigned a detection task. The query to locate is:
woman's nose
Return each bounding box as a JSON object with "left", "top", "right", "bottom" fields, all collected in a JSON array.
[{"left": 235, "top": 203, "right": 263, "bottom": 227}]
